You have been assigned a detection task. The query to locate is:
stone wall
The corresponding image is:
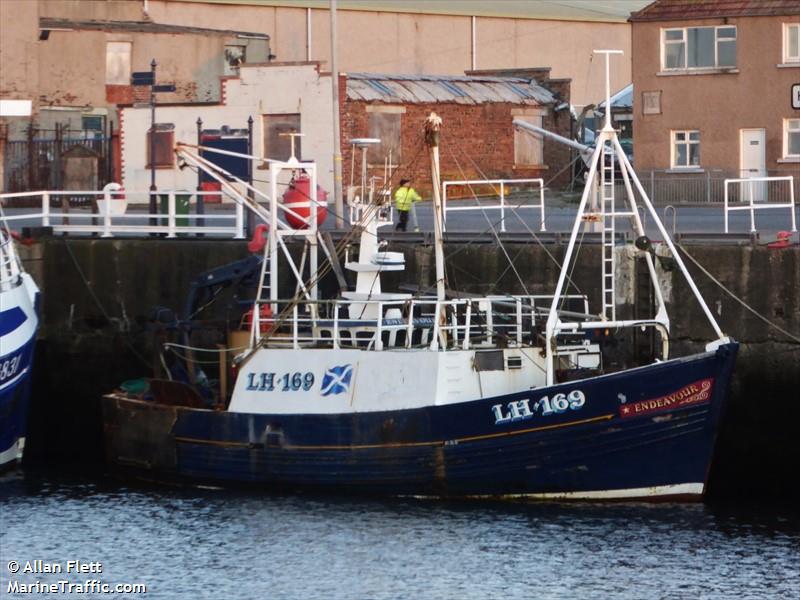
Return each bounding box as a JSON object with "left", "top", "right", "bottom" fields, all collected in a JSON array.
[{"left": 17, "top": 238, "right": 800, "bottom": 498}]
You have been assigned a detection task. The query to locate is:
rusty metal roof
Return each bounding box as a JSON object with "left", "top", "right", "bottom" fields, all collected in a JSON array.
[
  {"left": 39, "top": 17, "right": 268, "bottom": 38},
  {"left": 345, "top": 73, "right": 557, "bottom": 106},
  {"left": 630, "top": 0, "right": 800, "bottom": 22}
]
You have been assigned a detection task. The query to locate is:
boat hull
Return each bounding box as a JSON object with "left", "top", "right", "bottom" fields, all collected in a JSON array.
[
  {"left": 0, "top": 344, "right": 35, "bottom": 469},
  {"left": 102, "top": 343, "right": 738, "bottom": 500}
]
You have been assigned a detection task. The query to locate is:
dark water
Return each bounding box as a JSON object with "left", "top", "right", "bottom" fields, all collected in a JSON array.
[{"left": 1, "top": 470, "right": 798, "bottom": 600}]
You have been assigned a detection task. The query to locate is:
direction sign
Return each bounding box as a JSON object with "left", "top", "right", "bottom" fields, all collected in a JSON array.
[
  {"left": 131, "top": 71, "right": 155, "bottom": 86},
  {"left": 153, "top": 84, "right": 176, "bottom": 93}
]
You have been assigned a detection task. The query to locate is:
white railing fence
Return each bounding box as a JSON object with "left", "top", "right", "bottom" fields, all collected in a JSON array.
[
  {"left": 0, "top": 187, "right": 246, "bottom": 238},
  {"left": 723, "top": 176, "right": 796, "bottom": 233},
  {"left": 442, "top": 178, "right": 545, "bottom": 233}
]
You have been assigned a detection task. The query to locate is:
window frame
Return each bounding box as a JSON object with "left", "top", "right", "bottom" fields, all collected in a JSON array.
[
  {"left": 784, "top": 119, "right": 800, "bottom": 159},
  {"left": 105, "top": 41, "right": 132, "bottom": 85},
  {"left": 670, "top": 130, "right": 701, "bottom": 169},
  {"left": 367, "top": 107, "right": 402, "bottom": 167},
  {"left": 661, "top": 25, "right": 737, "bottom": 71},
  {"left": 784, "top": 23, "right": 800, "bottom": 64},
  {"left": 262, "top": 113, "right": 302, "bottom": 162},
  {"left": 513, "top": 110, "right": 546, "bottom": 167},
  {"left": 146, "top": 124, "right": 175, "bottom": 169}
]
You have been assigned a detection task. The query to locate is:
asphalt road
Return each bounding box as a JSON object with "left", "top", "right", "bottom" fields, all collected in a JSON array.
[{"left": 2, "top": 195, "right": 798, "bottom": 241}]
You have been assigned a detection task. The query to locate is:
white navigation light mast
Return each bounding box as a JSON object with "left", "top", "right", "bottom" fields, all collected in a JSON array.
[{"left": 543, "top": 50, "right": 729, "bottom": 386}]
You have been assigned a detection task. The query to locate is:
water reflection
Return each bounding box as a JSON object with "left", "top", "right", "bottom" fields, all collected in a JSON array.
[{"left": 2, "top": 470, "right": 798, "bottom": 600}]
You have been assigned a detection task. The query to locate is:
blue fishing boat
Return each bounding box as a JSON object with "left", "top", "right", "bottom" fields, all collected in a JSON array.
[
  {"left": 0, "top": 228, "right": 40, "bottom": 470},
  {"left": 103, "top": 53, "right": 737, "bottom": 500}
]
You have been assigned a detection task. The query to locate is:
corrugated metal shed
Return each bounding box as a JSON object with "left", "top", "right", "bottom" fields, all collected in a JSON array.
[
  {"left": 39, "top": 17, "right": 268, "bottom": 38},
  {"left": 346, "top": 73, "right": 557, "bottom": 106}
]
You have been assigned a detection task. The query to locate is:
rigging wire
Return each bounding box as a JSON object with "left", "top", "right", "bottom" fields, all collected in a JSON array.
[
  {"left": 676, "top": 243, "right": 800, "bottom": 345},
  {"left": 62, "top": 240, "right": 154, "bottom": 370}
]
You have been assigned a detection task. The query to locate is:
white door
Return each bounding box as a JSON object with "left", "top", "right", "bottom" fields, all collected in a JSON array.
[{"left": 740, "top": 129, "right": 767, "bottom": 202}]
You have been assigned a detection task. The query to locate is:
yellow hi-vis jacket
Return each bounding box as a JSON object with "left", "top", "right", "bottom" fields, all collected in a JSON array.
[{"left": 394, "top": 185, "right": 422, "bottom": 211}]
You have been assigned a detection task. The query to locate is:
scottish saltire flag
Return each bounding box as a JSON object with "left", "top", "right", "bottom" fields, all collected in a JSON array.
[{"left": 320, "top": 364, "right": 353, "bottom": 396}]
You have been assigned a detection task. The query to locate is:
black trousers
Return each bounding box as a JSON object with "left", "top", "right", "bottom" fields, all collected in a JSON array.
[{"left": 395, "top": 209, "right": 409, "bottom": 231}]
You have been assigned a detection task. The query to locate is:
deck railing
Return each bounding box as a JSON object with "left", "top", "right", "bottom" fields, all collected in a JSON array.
[{"left": 250, "top": 294, "right": 591, "bottom": 353}]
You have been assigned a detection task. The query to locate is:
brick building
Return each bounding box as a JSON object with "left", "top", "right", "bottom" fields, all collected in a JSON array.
[
  {"left": 629, "top": 0, "right": 800, "bottom": 183},
  {"left": 340, "top": 71, "right": 573, "bottom": 195}
]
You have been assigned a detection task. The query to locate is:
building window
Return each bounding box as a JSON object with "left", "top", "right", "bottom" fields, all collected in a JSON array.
[
  {"left": 367, "top": 109, "right": 402, "bottom": 165},
  {"left": 106, "top": 41, "right": 131, "bottom": 85},
  {"left": 263, "top": 114, "right": 301, "bottom": 161},
  {"left": 785, "top": 23, "right": 800, "bottom": 63},
  {"left": 785, "top": 119, "right": 800, "bottom": 158},
  {"left": 662, "top": 26, "right": 736, "bottom": 70},
  {"left": 224, "top": 44, "right": 246, "bottom": 76},
  {"left": 514, "top": 112, "right": 544, "bottom": 166},
  {"left": 146, "top": 123, "right": 175, "bottom": 169},
  {"left": 671, "top": 130, "right": 700, "bottom": 168}
]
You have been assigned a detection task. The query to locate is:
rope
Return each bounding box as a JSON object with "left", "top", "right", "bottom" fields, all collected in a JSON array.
[
  {"left": 63, "top": 240, "right": 153, "bottom": 369},
  {"left": 448, "top": 140, "right": 586, "bottom": 296},
  {"left": 446, "top": 144, "right": 530, "bottom": 295},
  {"left": 676, "top": 244, "right": 800, "bottom": 345}
]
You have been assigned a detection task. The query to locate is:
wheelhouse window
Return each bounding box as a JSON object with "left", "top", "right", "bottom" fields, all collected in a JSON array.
[
  {"left": 671, "top": 130, "right": 700, "bottom": 168},
  {"left": 785, "top": 23, "right": 800, "bottom": 63},
  {"left": 662, "top": 26, "right": 737, "bottom": 70},
  {"left": 784, "top": 119, "right": 800, "bottom": 158}
]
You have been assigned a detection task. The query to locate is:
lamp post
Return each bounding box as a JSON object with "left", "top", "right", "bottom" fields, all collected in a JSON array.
[{"left": 149, "top": 59, "right": 157, "bottom": 226}]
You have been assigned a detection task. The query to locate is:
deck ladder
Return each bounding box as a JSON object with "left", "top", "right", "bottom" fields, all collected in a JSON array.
[{"left": 600, "top": 140, "right": 616, "bottom": 321}]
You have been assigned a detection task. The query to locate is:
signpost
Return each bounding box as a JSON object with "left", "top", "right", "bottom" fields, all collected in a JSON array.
[{"left": 131, "top": 60, "right": 175, "bottom": 228}]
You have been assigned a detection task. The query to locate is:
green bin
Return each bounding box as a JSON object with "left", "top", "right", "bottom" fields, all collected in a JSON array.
[{"left": 159, "top": 191, "right": 192, "bottom": 230}]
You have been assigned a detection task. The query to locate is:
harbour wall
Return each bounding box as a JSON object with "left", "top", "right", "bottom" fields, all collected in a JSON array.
[{"left": 18, "top": 237, "right": 800, "bottom": 499}]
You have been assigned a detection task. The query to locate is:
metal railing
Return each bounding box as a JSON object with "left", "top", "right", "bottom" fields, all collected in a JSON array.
[
  {"left": 638, "top": 169, "right": 799, "bottom": 206},
  {"left": 251, "top": 294, "right": 591, "bottom": 353},
  {"left": 0, "top": 188, "right": 246, "bottom": 239},
  {"left": 442, "top": 178, "right": 545, "bottom": 233},
  {"left": 0, "top": 230, "right": 23, "bottom": 291},
  {"left": 723, "top": 176, "right": 796, "bottom": 233}
]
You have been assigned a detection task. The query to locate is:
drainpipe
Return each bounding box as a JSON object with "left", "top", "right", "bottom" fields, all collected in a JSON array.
[
  {"left": 471, "top": 16, "right": 476, "bottom": 71},
  {"left": 307, "top": 8, "right": 312, "bottom": 61}
]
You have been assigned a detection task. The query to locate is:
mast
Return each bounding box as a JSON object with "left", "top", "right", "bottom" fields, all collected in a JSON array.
[
  {"left": 330, "top": 0, "right": 344, "bottom": 228},
  {"left": 425, "top": 112, "right": 446, "bottom": 302},
  {"left": 544, "top": 50, "right": 728, "bottom": 385}
]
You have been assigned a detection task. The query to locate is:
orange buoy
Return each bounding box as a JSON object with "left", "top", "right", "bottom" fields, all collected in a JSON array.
[{"left": 282, "top": 174, "right": 328, "bottom": 229}]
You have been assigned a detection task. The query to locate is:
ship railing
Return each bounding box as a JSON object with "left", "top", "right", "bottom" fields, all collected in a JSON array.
[
  {"left": 0, "top": 189, "right": 247, "bottom": 238},
  {"left": 442, "top": 178, "right": 546, "bottom": 233},
  {"left": 0, "top": 230, "right": 23, "bottom": 290},
  {"left": 251, "top": 293, "right": 593, "bottom": 352},
  {"left": 723, "top": 176, "right": 796, "bottom": 233}
]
